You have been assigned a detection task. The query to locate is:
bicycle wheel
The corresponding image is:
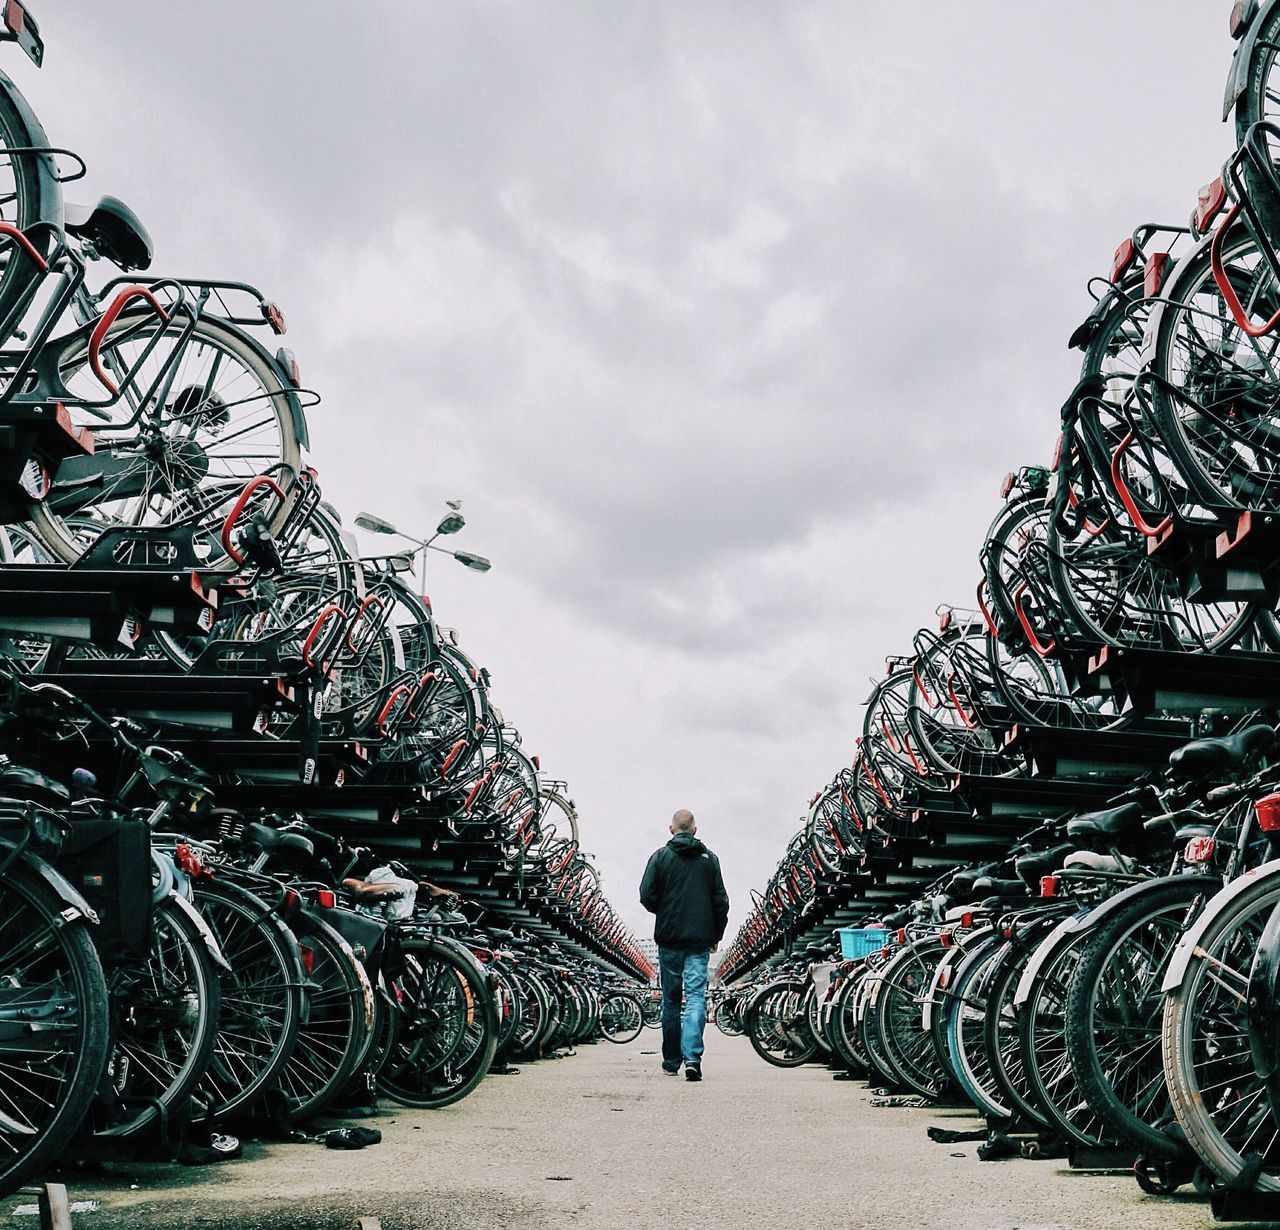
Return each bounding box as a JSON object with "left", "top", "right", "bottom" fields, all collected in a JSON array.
[
  {"left": 714, "top": 992, "right": 746, "bottom": 1038},
  {"left": 378, "top": 937, "right": 497, "bottom": 1109},
  {"left": 1064, "top": 876, "right": 1214, "bottom": 1159},
  {"left": 30, "top": 312, "right": 304, "bottom": 566},
  {"left": 599, "top": 990, "right": 643, "bottom": 1043},
  {"left": 189, "top": 878, "right": 305, "bottom": 1122},
  {"left": 982, "top": 936, "right": 1053, "bottom": 1130},
  {"left": 1162, "top": 873, "right": 1280, "bottom": 1187},
  {"left": 1147, "top": 227, "right": 1280, "bottom": 513},
  {"left": 1018, "top": 925, "right": 1120, "bottom": 1148},
  {"left": 745, "top": 981, "right": 817, "bottom": 1068},
  {"left": 275, "top": 918, "right": 372, "bottom": 1124},
  {"left": 96, "top": 894, "right": 222, "bottom": 1139},
  {"left": 943, "top": 937, "right": 1013, "bottom": 1119},
  {"left": 0, "top": 859, "right": 109, "bottom": 1197},
  {"left": 0, "top": 68, "right": 61, "bottom": 341},
  {"left": 1045, "top": 514, "right": 1257, "bottom": 653},
  {"left": 871, "top": 938, "right": 951, "bottom": 1099},
  {"left": 1233, "top": 4, "right": 1280, "bottom": 238}
]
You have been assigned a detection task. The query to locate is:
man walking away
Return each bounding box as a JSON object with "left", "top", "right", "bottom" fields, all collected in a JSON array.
[{"left": 639, "top": 809, "right": 730, "bottom": 1082}]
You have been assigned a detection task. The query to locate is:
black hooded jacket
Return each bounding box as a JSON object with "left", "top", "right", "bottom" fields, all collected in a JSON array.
[{"left": 639, "top": 832, "right": 730, "bottom": 950}]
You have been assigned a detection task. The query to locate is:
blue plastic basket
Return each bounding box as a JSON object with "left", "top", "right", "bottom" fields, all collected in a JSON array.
[{"left": 838, "top": 927, "right": 890, "bottom": 960}]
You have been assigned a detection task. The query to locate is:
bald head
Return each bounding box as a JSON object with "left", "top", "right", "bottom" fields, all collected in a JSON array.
[{"left": 671, "top": 809, "right": 696, "bottom": 834}]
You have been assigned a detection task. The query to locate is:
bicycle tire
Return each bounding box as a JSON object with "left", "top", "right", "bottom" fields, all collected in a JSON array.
[
  {"left": 189, "top": 878, "right": 305, "bottom": 1122},
  {"left": 0, "top": 859, "right": 110, "bottom": 1197},
  {"left": 1147, "top": 226, "right": 1280, "bottom": 514},
  {"left": 871, "top": 938, "right": 951, "bottom": 1099},
  {"left": 96, "top": 893, "right": 222, "bottom": 1139},
  {"left": 0, "top": 67, "right": 61, "bottom": 341},
  {"left": 599, "top": 991, "right": 644, "bottom": 1043},
  {"left": 378, "top": 936, "right": 497, "bottom": 1109},
  {"left": 29, "top": 311, "right": 304, "bottom": 566},
  {"left": 1162, "top": 873, "right": 1280, "bottom": 1187},
  {"left": 1064, "top": 875, "right": 1214, "bottom": 1159},
  {"left": 275, "top": 917, "right": 373, "bottom": 1124},
  {"left": 745, "top": 981, "right": 817, "bottom": 1068}
]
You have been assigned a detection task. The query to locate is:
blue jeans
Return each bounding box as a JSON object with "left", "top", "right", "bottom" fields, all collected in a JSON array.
[{"left": 658, "top": 946, "right": 711, "bottom": 1068}]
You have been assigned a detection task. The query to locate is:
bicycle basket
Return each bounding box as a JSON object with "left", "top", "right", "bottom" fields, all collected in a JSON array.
[{"left": 838, "top": 927, "right": 889, "bottom": 960}]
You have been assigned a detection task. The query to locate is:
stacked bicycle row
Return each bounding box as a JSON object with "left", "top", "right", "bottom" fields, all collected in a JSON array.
[
  {"left": 0, "top": 4, "right": 651, "bottom": 1200},
  {"left": 720, "top": 0, "right": 1280, "bottom": 1207}
]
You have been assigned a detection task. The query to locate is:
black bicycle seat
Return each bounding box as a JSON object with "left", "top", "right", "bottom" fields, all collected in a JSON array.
[
  {"left": 1168, "top": 725, "right": 1274, "bottom": 778},
  {"left": 0, "top": 764, "right": 69, "bottom": 805},
  {"left": 1014, "top": 843, "right": 1074, "bottom": 882},
  {"left": 240, "top": 822, "right": 314, "bottom": 858},
  {"left": 64, "top": 195, "right": 153, "bottom": 271},
  {"left": 1065, "top": 800, "right": 1144, "bottom": 841},
  {"left": 950, "top": 863, "right": 1001, "bottom": 898}
]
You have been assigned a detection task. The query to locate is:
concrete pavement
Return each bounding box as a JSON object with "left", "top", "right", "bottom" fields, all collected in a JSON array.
[{"left": 3, "top": 1031, "right": 1221, "bottom": 1230}]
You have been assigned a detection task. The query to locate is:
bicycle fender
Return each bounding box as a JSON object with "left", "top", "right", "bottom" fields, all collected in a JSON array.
[
  {"left": 0, "top": 837, "right": 96, "bottom": 923},
  {"left": 1012, "top": 910, "right": 1092, "bottom": 1007},
  {"left": 921, "top": 946, "right": 966, "bottom": 1033},
  {"left": 164, "top": 889, "right": 233, "bottom": 974},
  {"left": 0, "top": 68, "right": 61, "bottom": 229},
  {"left": 1223, "top": 0, "right": 1280, "bottom": 120},
  {"left": 1161, "top": 859, "right": 1280, "bottom": 993},
  {"left": 1060, "top": 873, "right": 1222, "bottom": 934}
]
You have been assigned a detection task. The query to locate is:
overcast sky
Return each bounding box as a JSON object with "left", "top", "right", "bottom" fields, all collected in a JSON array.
[{"left": 22, "top": 2, "right": 1238, "bottom": 944}]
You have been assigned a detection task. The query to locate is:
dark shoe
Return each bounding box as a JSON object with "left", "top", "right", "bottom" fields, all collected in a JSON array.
[
  {"left": 661, "top": 1063, "right": 680, "bottom": 1075},
  {"left": 685, "top": 1066, "right": 701, "bottom": 1082}
]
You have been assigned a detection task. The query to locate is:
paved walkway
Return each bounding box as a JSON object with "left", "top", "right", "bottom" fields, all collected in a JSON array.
[{"left": 5, "top": 1032, "right": 1218, "bottom": 1230}]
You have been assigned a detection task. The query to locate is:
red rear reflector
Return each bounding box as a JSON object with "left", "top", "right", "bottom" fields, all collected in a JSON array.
[
  {"left": 1231, "top": 1, "right": 1256, "bottom": 38},
  {"left": 1040, "top": 875, "right": 1058, "bottom": 898},
  {"left": 939, "top": 930, "right": 953, "bottom": 949},
  {"left": 317, "top": 889, "right": 336, "bottom": 908},
  {"left": 261, "top": 301, "right": 287, "bottom": 335},
  {"left": 1000, "top": 471, "right": 1015, "bottom": 499},
  {"left": 960, "top": 911, "right": 973, "bottom": 928},
  {"left": 1256, "top": 793, "right": 1280, "bottom": 832},
  {"left": 1196, "top": 178, "right": 1227, "bottom": 232},
  {"left": 1183, "top": 836, "right": 1216, "bottom": 864},
  {"left": 1002, "top": 926, "right": 1014, "bottom": 939},
  {"left": 532, "top": 755, "right": 541, "bottom": 770},
  {"left": 1143, "top": 252, "right": 1170, "bottom": 298},
  {"left": 938, "top": 609, "right": 952, "bottom": 631},
  {"left": 4, "top": 2, "right": 23, "bottom": 36},
  {"left": 299, "top": 945, "right": 315, "bottom": 975},
  {"left": 896, "top": 928, "right": 907, "bottom": 944},
  {"left": 1051, "top": 432, "right": 1064, "bottom": 472},
  {"left": 1111, "top": 237, "right": 1136, "bottom": 282},
  {"left": 175, "top": 842, "right": 205, "bottom": 878}
]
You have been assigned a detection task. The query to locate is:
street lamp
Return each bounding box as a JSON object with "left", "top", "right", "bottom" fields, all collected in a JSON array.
[{"left": 354, "top": 503, "right": 491, "bottom": 583}]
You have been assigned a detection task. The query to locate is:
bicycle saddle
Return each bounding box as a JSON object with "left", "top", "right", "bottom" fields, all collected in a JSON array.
[
  {"left": 949, "top": 863, "right": 1001, "bottom": 898},
  {"left": 0, "top": 764, "right": 69, "bottom": 804},
  {"left": 64, "top": 195, "right": 153, "bottom": 271},
  {"left": 1063, "top": 849, "right": 1124, "bottom": 873},
  {"left": 240, "top": 821, "right": 314, "bottom": 858},
  {"left": 1014, "top": 843, "right": 1075, "bottom": 882},
  {"left": 1168, "top": 724, "right": 1273, "bottom": 777},
  {"left": 1065, "top": 800, "right": 1144, "bottom": 840}
]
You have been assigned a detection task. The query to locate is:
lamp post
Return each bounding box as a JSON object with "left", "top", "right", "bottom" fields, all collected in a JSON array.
[{"left": 354, "top": 502, "right": 491, "bottom": 586}]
